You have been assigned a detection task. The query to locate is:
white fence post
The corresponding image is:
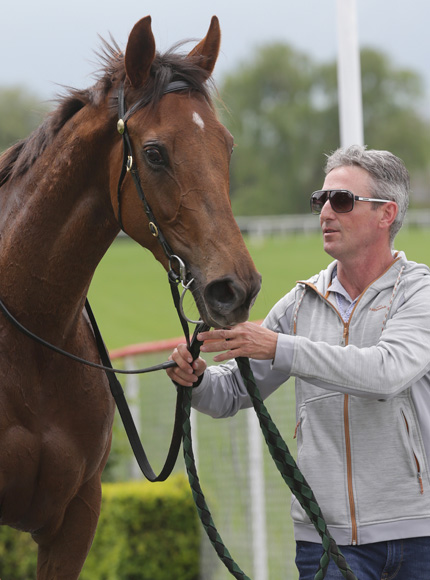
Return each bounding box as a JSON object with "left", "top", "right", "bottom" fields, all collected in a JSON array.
[{"left": 247, "top": 409, "right": 268, "bottom": 580}]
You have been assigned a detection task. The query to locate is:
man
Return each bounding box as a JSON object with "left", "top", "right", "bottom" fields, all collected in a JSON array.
[{"left": 167, "top": 145, "right": 430, "bottom": 579}]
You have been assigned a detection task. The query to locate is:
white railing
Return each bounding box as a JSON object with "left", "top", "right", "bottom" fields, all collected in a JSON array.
[{"left": 235, "top": 209, "right": 430, "bottom": 237}]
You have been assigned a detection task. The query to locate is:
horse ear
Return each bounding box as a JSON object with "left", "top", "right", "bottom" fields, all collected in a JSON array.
[
  {"left": 188, "top": 16, "right": 221, "bottom": 75},
  {"left": 125, "top": 16, "right": 156, "bottom": 88}
]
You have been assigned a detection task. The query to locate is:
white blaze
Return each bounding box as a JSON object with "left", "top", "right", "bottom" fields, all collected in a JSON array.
[{"left": 192, "top": 111, "right": 205, "bottom": 130}]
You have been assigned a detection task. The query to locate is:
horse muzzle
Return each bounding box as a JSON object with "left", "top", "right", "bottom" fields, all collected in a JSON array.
[{"left": 202, "top": 273, "right": 262, "bottom": 328}]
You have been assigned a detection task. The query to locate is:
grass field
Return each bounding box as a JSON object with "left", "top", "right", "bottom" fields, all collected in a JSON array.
[{"left": 88, "top": 227, "right": 430, "bottom": 350}]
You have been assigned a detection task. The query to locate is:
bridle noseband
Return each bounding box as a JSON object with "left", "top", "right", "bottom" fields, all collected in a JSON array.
[{"left": 116, "top": 81, "right": 202, "bottom": 325}]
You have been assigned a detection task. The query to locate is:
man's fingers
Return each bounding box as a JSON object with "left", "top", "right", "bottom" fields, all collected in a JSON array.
[
  {"left": 200, "top": 339, "right": 232, "bottom": 353},
  {"left": 197, "top": 328, "right": 233, "bottom": 343},
  {"left": 166, "top": 342, "right": 208, "bottom": 387}
]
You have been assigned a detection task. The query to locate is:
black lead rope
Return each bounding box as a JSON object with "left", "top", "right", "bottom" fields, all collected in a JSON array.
[
  {"left": 0, "top": 295, "right": 176, "bottom": 376},
  {"left": 84, "top": 271, "right": 208, "bottom": 483},
  {"left": 85, "top": 295, "right": 185, "bottom": 482}
]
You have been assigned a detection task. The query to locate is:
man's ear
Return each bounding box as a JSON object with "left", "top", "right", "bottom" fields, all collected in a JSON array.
[{"left": 380, "top": 201, "right": 398, "bottom": 230}]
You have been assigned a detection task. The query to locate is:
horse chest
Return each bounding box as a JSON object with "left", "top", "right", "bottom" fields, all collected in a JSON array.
[{"left": 0, "top": 337, "right": 114, "bottom": 528}]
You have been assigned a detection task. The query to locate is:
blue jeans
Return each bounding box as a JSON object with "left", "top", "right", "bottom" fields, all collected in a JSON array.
[{"left": 295, "top": 537, "right": 430, "bottom": 579}]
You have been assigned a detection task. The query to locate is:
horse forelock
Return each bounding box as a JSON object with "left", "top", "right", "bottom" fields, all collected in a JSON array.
[
  {"left": 0, "top": 37, "right": 215, "bottom": 187},
  {"left": 100, "top": 39, "right": 215, "bottom": 115}
]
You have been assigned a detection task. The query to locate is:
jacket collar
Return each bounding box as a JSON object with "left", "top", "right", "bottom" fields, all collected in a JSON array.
[{"left": 299, "top": 252, "right": 406, "bottom": 298}]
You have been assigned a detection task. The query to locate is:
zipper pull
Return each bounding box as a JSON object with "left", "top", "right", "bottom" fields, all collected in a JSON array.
[{"left": 340, "top": 325, "right": 349, "bottom": 346}]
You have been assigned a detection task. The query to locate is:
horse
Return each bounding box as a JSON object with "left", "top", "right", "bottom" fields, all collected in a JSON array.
[{"left": 0, "top": 15, "right": 261, "bottom": 579}]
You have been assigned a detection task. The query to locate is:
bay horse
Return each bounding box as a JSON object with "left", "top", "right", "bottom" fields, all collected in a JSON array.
[{"left": 0, "top": 16, "right": 261, "bottom": 579}]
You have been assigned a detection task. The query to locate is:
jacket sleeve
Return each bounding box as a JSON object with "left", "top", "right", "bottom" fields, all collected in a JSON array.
[
  {"left": 273, "top": 275, "right": 430, "bottom": 399},
  {"left": 190, "top": 288, "right": 299, "bottom": 418}
]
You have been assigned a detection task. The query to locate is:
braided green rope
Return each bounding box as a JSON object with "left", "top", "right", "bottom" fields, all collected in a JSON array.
[
  {"left": 181, "top": 352, "right": 358, "bottom": 579},
  {"left": 235, "top": 357, "right": 358, "bottom": 580},
  {"left": 181, "top": 385, "right": 252, "bottom": 580}
]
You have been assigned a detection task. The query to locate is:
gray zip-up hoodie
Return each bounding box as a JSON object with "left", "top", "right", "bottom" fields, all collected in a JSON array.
[{"left": 191, "top": 251, "right": 430, "bottom": 545}]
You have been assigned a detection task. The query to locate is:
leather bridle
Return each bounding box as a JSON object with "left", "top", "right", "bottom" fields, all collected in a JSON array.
[{"left": 115, "top": 80, "right": 203, "bottom": 325}]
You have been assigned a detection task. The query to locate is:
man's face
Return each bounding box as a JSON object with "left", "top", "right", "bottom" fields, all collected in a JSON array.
[{"left": 319, "top": 165, "right": 387, "bottom": 262}]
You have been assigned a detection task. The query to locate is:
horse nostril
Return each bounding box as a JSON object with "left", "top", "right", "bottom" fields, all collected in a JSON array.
[{"left": 204, "top": 278, "right": 246, "bottom": 316}]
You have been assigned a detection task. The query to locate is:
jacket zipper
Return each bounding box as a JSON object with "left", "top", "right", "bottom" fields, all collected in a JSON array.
[
  {"left": 343, "top": 394, "right": 358, "bottom": 544},
  {"left": 302, "top": 282, "right": 361, "bottom": 544},
  {"left": 341, "top": 321, "right": 358, "bottom": 544}
]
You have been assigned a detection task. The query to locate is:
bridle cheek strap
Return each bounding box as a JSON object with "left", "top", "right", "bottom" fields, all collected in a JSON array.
[
  {"left": 115, "top": 81, "right": 189, "bottom": 261},
  {"left": 115, "top": 81, "right": 202, "bottom": 325}
]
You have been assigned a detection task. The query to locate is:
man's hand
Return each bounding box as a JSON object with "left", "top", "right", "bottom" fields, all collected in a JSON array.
[
  {"left": 198, "top": 321, "right": 278, "bottom": 363},
  {"left": 166, "top": 343, "right": 207, "bottom": 387},
  {"left": 166, "top": 322, "right": 278, "bottom": 385}
]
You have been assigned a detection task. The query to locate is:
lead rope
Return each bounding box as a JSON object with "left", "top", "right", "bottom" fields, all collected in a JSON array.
[
  {"left": 180, "top": 330, "right": 253, "bottom": 580},
  {"left": 180, "top": 350, "right": 358, "bottom": 580},
  {"left": 234, "top": 357, "right": 357, "bottom": 580}
]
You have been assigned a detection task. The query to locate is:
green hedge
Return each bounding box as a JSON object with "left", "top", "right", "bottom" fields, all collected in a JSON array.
[
  {"left": 82, "top": 474, "right": 200, "bottom": 579},
  {"left": 0, "top": 524, "right": 36, "bottom": 579},
  {"left": 0, "top": 474, "right": 200, "bottom": 580}
]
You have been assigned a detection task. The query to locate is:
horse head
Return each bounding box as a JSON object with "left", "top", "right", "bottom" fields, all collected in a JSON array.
[{"left": 109, "top": 16, "right": 261, "bottom": 328}]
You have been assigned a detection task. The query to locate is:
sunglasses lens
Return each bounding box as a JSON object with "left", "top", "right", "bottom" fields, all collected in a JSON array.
[
  {"left": 310, "top": 191, "right": 328, "bottom": 214},
  {"left": 310, "top": 190, "right": 355, "bottom": 214},
  {"left": 330, "top": 190, "right": 354, "bottom": 213}
]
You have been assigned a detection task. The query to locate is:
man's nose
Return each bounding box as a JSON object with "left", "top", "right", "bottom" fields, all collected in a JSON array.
[{"left": 320, "top": 198, "right": 335, "bottom": 220}]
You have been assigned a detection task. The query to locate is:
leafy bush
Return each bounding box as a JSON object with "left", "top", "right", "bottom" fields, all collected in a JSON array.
[
  {"left": 0, "top": 525, "right": 37, "bottom": 579},
  {"left": 81, "top": 474, "right": 200, "bottom": 580}
]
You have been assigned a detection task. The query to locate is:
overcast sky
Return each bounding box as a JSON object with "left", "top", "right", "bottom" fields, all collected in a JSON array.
[{"left": 2, "top": 0, "right": 429, "bottom": 109}]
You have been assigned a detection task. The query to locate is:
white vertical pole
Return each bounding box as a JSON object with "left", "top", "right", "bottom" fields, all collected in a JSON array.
[
  {"left": 336, "top": 0, "right": 364, "bottom": 146},
  {"left": 125, "top": 355, "right": 142, "bottom": 479},
  {"left": 247, "top": 409, "right": 268, "bottom": 580}
]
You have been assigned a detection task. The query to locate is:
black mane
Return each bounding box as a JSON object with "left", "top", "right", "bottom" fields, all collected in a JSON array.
[{"left": 0, "top": 37, "right": 213, "bottom": 187}]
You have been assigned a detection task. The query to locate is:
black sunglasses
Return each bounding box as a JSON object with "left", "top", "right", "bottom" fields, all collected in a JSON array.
[{"left": 310, "top": 189, "right": 392, "bottom": 215}]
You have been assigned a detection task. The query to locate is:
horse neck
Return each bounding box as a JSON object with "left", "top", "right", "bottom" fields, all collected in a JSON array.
[{"left": 0, "top": 104, "right": 120, "bottom": 337}]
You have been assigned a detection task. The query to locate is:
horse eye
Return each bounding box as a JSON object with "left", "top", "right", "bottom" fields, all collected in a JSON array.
[{"left": 144, "top": 147, "right": 164, "bottom": 166}]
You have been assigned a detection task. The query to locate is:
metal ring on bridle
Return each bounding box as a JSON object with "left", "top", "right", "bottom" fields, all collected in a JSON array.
[
  {"left": 149, "top": 222, "right": 159, "bottom": 237},
  {"left": 168, "top": 255, "right": 203, "bottom": 324},
  {"left": 169, "top": 255, "right": 187, "bottom": 284},
  {"left": 179, "top": 278, "right": 203, "bottom": 325}
]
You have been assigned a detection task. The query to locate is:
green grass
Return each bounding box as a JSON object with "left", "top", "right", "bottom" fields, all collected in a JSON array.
[{"left": 88, "top": 228, "right": 430, "bottom": 350}]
